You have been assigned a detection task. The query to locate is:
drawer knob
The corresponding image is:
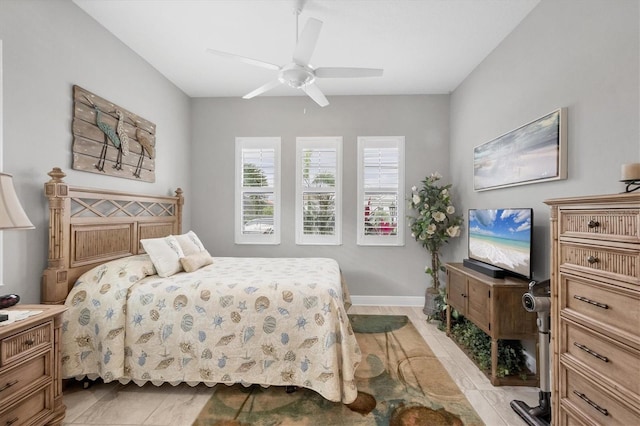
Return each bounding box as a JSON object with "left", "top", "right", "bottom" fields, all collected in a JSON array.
[
  {"left": 587, "top": 219, "right": 600, "bottom": 229},
  {"left": 6, "top": 417, "right": 19, "bottom": 426},
  {"left": 573, "top": 295, "right": 609, "bottom": 309},
  {"left": 23, "top": 339, "right": 34, "bottom": 346},
  {"left": 0, "top": 379, "right": 18, "bottom": 392},
  {"left": 574, "top": 342, "right": 609, "bottom": 362},
  {"left": 586, "top": 255, "right": 599, "bottom": 264},
  {"left": 573, "top": 390, "right": 609, "bottom": 416}
]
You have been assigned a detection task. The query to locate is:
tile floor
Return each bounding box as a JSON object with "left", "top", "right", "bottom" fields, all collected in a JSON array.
[{"left": 62, "top": 305, "right": 540, "bottom": 425}]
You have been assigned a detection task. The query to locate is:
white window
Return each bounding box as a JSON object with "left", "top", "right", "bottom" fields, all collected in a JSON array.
[
  {"left": 357, "top": 136, "right": 405, "bottom": 246},
  {"left": 295, "top": 137, "right": 342, "bottom": 245},
  {"left": 235, "top": 137, "right": 281, "bottom": 244}
]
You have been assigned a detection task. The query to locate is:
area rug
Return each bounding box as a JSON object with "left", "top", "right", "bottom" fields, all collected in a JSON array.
[{"left": 193, "top": 314, "right": 483, "bottom": 425}]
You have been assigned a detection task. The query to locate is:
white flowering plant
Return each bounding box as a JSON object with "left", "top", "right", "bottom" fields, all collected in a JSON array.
[{"left": 408, "top": 172, "right": 463, "bottom": 291}]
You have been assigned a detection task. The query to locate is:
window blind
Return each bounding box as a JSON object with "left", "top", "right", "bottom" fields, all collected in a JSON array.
[
  {"left": 363, "top": 147, "right": 399, "bottom": 236},
  {"left": 235, "top": 138, "right": 280, "bottom": 244},
  {"left": 241, "top": 148, "right": 274, "bottom": 234},
  {"left": 357, "top": 137, "right": 405, "bottom": 246},
  {"left": 296, "top": 137, "right": 342, "bottom": 245}
]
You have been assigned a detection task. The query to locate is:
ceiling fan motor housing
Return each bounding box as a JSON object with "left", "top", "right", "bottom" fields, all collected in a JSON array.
[{"left": 279, "top": 63, "right": 316, "bottom": 88}]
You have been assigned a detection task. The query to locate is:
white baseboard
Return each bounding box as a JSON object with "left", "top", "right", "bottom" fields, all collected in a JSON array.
[{"left": 350, "top": 295, "right": 423, "bottom": 307}]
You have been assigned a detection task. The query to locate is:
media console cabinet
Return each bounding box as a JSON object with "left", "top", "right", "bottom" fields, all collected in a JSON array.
[{"left": 445, "top": 262, "right": 538, "bottom": 386}]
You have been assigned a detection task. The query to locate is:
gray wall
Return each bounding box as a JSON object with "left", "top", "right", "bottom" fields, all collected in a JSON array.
[
  {"left": 1, "top": 0, "right": 638, "bottom": 304},
  {"left": 0, "top": 0, "right": 192, "bottom": 303},
  {"left": 450, "top": 0, "right": 640, "bottom": 281},
  {"left": 190, "top": 95, "right": 451, "bottom": 300}
]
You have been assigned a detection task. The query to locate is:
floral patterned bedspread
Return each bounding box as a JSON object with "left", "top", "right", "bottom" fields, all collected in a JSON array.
[{"left": 61, "top": 255, "right": 361, "bottom": 403}]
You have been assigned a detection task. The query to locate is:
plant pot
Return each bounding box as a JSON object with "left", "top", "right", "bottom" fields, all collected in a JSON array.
[{"left": 423, "top": 286, "right": 439, "bottom": 317}]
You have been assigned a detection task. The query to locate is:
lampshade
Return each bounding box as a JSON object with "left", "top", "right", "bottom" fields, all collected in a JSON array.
[{"left": 0, "top": 172, "right": 34, "bottom": 230}]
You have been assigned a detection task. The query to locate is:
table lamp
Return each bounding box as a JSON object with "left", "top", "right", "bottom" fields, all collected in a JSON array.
[{"left": 0, "top": 172, "right": 34, "bottom": 319}]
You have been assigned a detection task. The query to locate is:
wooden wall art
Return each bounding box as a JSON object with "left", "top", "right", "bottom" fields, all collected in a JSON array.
[{"left": 72, "top": 85, "right": 156, "bottom": 182}]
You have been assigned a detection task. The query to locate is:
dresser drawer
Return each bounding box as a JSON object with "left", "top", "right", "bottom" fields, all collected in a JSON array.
[
  {"left": 560, "top": 242, "right": 639, "bottom": 287},
  {"left": 0, "top": 385, "right": 52, "bottom": 426},
  {"left": 559, "top": 208, "right": 640, "bottom": 243},
  {"left": 561, "top": 320, "right": 640, "bottom": 398},
  {"left": 561, "top": 366, "right": 639, "bottom": 426},
  {"left": 560, "top": 274, "right": 640, "bottom": 348},
  {"left": 0, "top": 322, "right": 52, "bottom": 366},
  {"left": 0, "top": 352, "right": 50, "bottom": 403},
  {"left": 559, "top": 409, "right": 589, "bottom": 426}
]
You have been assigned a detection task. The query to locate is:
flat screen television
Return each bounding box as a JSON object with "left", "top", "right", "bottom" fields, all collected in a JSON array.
[{"left": 467, "top": 208, "right": 533, "bottom": 279}]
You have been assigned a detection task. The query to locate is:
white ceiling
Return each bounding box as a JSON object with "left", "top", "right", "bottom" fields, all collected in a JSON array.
[{"left": 73, "top": 0, "right": 540, "bottom": 99}]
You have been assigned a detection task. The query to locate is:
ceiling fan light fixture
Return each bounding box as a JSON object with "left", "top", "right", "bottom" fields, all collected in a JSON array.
[{"left": 278, "top": 64, "right": 316, "bottom": 89}]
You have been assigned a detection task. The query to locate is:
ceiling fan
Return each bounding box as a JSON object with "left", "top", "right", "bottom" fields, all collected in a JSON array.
[{"left": 206, "top": 8, "right": 383, "bottom": 107}]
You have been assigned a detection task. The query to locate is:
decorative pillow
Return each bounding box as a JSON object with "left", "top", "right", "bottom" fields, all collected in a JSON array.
[
  {"left": 141, "top": 235, "right": 185, "bottom": 277},
  {"left": 180, "top": 250, "right": 214, "bottom": 273},
  {"left": 174, "top": 230, "right": 207, "bottom": 256}
]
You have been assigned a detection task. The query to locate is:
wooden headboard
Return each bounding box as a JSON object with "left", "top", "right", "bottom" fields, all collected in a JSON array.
[{"left": 41, "top": 168, "right": 183, "bottom": 304}]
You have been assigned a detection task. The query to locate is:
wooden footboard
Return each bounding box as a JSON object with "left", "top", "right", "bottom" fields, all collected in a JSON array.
[{"left": 41, "top": 167, "right": 183, "bottom": 304}]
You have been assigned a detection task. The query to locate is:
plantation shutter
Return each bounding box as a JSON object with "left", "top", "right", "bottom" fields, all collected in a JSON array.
[
  {"left": 296, "top": 137, "right": 342, "bottom": 245},
  {"left": 235, "top": 137, "right": 281, "bottom": 244},
  {"left": 357, "top": 136, "right": 405, "bottom": 246}
]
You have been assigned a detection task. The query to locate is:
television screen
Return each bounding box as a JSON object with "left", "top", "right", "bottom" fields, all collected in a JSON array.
[{"left": 468, "top": 208, "right": 533, "bottom": 279}]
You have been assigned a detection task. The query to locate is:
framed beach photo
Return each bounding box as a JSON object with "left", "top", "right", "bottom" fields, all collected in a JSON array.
[{"left": 473, "top": 108, "right": 567, "bottom": 191}]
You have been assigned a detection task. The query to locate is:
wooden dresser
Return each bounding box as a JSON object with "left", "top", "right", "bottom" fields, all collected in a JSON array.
[
  {"left": 445, "top": 263, "right": 538, "bottom": 386},
  {"left": 0, "top": 304, "right": 66, "bottom": 426},
  {"left": 545, "top": 193, "right": 640, "bottom": 426}
]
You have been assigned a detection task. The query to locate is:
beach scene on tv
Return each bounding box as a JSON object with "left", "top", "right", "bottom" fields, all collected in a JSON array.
[{"left": 468, "top": 209, "right": 532, "bottom": 277}]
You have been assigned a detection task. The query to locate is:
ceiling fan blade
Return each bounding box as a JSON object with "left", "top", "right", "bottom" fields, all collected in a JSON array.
[
  {"left": 292, "top": 18, "right": 322, "bottom": 66},
  {"left": 243, "top": 80, "right": 282, "bottom": 99},
  {"left": 315, "top": 67, "right": 384, "bottom": 78},
  {"left": 206, "top": 48, "right": 280, "bottom": 71},
  {"left": 302, "top": 83, "right": 329, "bottom": 107}
]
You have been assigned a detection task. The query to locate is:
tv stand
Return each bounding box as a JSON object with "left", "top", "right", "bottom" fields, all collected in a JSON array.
[
  {"left": 445, "top": 262, "right": 538, "bottom": 386},
  {"left": 462, "top": 258, "right": 505, "bottom": 278}
]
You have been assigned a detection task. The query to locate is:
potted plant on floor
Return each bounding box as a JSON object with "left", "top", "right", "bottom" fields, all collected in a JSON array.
[{"left": 408, "top": 172, "right": 463, "bottom": 317}]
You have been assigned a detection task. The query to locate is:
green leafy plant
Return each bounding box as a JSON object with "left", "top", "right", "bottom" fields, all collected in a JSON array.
[
  {"left": 408, "top": 172, "right": 463, "bottom": 291},
  {"left": 450, "top": 317, "right": 527, "bottom": 378}
]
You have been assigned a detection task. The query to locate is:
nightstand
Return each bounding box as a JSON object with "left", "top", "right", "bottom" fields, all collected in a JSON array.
[{"left": 0, "top": 304, "right": 66, "bottom": 426}]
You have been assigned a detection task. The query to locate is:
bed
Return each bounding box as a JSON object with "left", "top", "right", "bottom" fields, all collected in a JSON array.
[{"left": 41, "top": 168, "right": 360, "bottom": 403}]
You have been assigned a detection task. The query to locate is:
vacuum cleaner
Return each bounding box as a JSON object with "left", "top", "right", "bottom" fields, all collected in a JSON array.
[{"left": 511, "top": 279, "right": 551, "bottom": 426}]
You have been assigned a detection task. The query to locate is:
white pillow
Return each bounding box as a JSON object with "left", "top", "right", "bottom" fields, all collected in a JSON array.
[
  {"left": 174, "top": 230, "right": 206, "bottom": 256},
  {"left": 141, "top": 235, "right": 185, "bottom": 277}
]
